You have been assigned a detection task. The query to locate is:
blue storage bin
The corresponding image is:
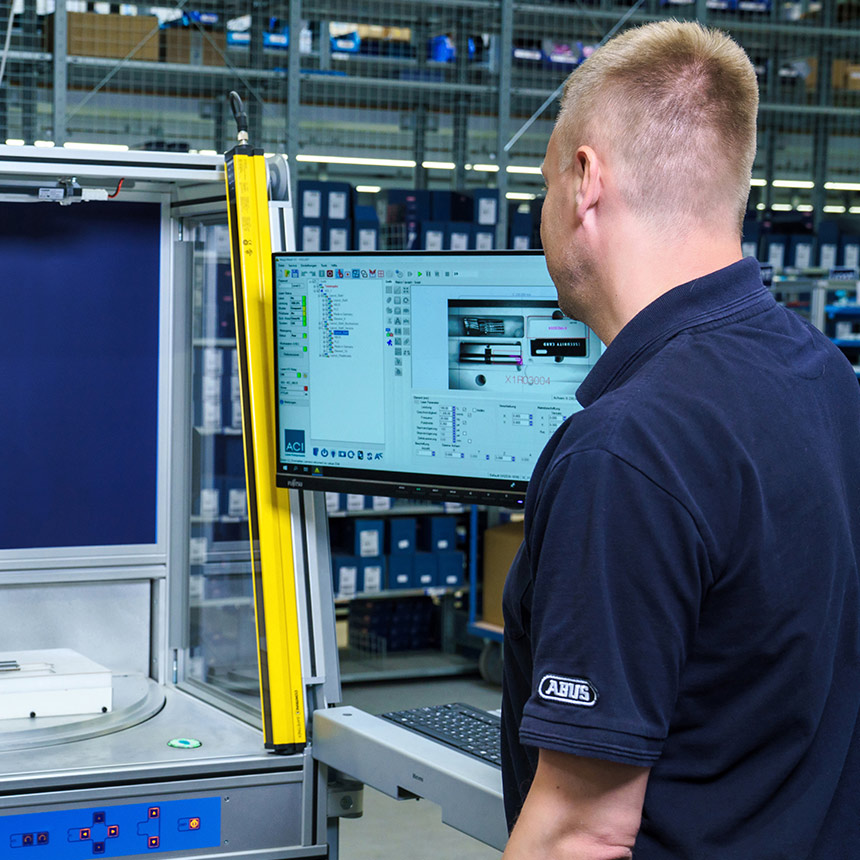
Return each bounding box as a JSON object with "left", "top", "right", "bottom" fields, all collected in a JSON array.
[
  {"left": 413, "top": 552, "right": 437, "bottom": 588},
  {"left": 388, "top": 517, "right": 417, "bottom": 554},
  {"left": 436, "top": 550, "right": 466, "bottom": 588},
  {"left": 387, "top": 555, "right": 414, "bottom": 589}
]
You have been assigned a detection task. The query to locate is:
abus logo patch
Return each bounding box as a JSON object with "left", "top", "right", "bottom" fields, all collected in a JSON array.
[{"left": 538, "top": 675, "right": 598, "bottom": 707}]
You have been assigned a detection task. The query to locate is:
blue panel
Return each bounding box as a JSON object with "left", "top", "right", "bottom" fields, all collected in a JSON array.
[
  {"left": 1, "top": 796, "right": 221, "bottom": 858},
  {"left": 0, "top": 201, "right": 160, "bottom": 549}
]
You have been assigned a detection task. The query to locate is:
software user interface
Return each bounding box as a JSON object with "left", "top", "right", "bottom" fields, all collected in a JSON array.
[{"left": 274, "top": 253, "right": 602, "bottom": 489}]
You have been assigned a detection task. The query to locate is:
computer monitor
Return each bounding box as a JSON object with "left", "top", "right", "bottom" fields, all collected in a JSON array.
[{"left": 273, "top": 251, "right": 602, "bottom": 505}]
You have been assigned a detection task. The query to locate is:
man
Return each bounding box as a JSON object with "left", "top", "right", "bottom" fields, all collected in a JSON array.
[{"left": 501, "top": 20, "right": 860, "bottom": 860}]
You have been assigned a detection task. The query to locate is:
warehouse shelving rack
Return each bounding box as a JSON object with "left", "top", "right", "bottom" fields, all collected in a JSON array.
[{"left": 1, "top": 0, "right": 858, "bottom": 245}]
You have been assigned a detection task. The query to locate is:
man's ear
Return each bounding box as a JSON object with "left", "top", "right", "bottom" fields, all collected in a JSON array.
[{"left": 574, "top": 145, "right": 601, "bottom": 223}]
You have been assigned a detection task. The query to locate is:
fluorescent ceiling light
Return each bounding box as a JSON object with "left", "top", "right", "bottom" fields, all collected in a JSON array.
[
  {"left": 750, "top": 178, "right": 767, "bottom": 187},
  {"left": 4, "top": 139, "right": 25, "bottom": 146},
  {"left": 422, "top": 161, "right": 455, "bottom": 170},
  {"left": 823, "top": 205, "right": 847, "bottom": 214},
  {"left": 796, "top": 204, "right": 814, "bottom": 212},
  {"left": 825, "top": 182, "right": 860, "bottom": 192},
  {"left": 296, "top": 154, "right": 416, "bottom": 168},
  {"left": 507, "top": 165, "right": 543, "bottom": 175},
  {"left": 756, "top": 203, "right": 766, "bottom": 210},
  {"left": 850, "top": 207, "right": 860, "bottom": 215},
  {"left": 471, "top": 163, "right": 500, "bottom": 172},
  {"left": 355, "top": 185, "right": 381, "bottom": 193},
  {"left": 771, "top": 203, "right": 793, "bottom": 211},
  {"left": 772, "top": 179, "right": 814, "bottom": 189},
  {"left": 506, "top": 192, "right": 536, "bottom": 200},
  {"left": 34, "top": 140, "right": 55, "bottom": 148},
  {"left": 63, "top": 141, "right": 129, "bottom": 152}
]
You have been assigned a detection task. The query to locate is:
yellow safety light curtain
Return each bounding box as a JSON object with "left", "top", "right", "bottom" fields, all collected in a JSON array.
[{"left": 224, "top": 92, "right": 306, "bottom": 752}]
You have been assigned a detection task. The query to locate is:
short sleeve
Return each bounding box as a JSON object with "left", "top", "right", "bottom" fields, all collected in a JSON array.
[{"left": 519, "top": 447, "right": 710, "bottom": 766}]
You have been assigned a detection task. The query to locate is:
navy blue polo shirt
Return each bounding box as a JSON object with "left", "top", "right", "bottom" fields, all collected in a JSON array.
[{"left": 501, "top": 257, "right": 860, "bottom": 858}]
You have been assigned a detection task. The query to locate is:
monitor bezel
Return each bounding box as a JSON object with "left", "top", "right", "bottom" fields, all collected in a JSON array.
[{"left": 272, "top": 249, "right": 561, "bottom": 506}]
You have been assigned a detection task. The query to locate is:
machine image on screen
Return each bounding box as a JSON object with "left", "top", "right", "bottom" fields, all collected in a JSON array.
[{"left": 273, "top": 252, "right": 603, "bottom": 504}]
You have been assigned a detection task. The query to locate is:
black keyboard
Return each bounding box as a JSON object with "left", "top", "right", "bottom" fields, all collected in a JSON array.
[{"left": 381, "top": 702, "right": 502, "bottom": 768}]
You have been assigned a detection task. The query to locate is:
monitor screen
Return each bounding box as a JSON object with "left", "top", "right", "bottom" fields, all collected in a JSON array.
[{"left": 273, "top": 251, "right": 602, "bottom": 505}]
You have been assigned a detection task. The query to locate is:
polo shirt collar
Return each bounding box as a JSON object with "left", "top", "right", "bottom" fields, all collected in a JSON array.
[{"left": 577, "top": 257, "right": 773, "bottom": 408}]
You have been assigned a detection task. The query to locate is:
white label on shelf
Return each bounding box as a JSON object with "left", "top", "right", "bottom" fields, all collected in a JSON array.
[
  {"left": 228, "top": 488, "right": 247, "bottom": 518},
  {"left": 201, "top": 374, "right": 221, "bottom": 398},
  {"left": 302, "top": 224, "right": 322, "bottom": 252},
  {"left": 302, "top": 189, "right": 322, "bottom": 219},
  {"left": 359, "top": 530, "right": 380, "bottom": 557},
  {"left": 845, "top": 245, "right": 860, "bottom": 272},
  {"left": 742, "top": 241, "right": 757, "bottom": 258},
  {"left": 189, "top": 537, "right": 208, "bottom": 565},
  {"left": 202, "top": 399, "right": 222, "bottom": 431},
  {"left": 475, "top": 231, "right": 493, "bottom": 251},
  {"left": 418, "top": 572, "right": 434, "bottom": 585},
  {"left": 437, "top": 539, "right": 450, "bottom": 550},
  {"left": 326, "top": 492, "right": 343, "bottom": 512},
  {"left": 189, "top": 574, "right": 204, "bottom": 601},
  {"left": 396, "top": 539, "right": 410, "bottom": 550},
  {"left": 425, "top": 230, "right": 444, "bottom": 251},
  {"left": 337, "top": 565, "right": 358, "bottom": 598},
  {"left": 513, "top": 235, "right": 530, "bottom": 250},
  {"left": 231, "top": 397, "right": 243, "bottom": 430},
  {"left": 200, "top": 488, "right": 220, "bottom": 519},
  {"left": 358, "top": 228, "right": 377, "bottom": 251},
  {"left": 371, "top": 496, "right": 392, "bottom": 510},
  {"left": 477, "top": 197, "right": 498, "bottom": 225},
  {"left": 231, "top": 374, "right": 241, "bottom": 400},
  {"left": 203, "top": 347, "right": 222, "bottom": 375},
  {"left": 820, "top": 244, "right": 838, "bottom": 271},
  {"left": 230, "top": 348, "right": 239, "bottom": 376},
  {"left": 450, "top": 232, "right": 469, "bottom": 251},
  {"left": 329, "top": 190, "right": 348, "bottom": 221},
  {"left": 329, "top": 227, "right": 349, "bottom": 252},
  {"left": 794, "top": 243, "right": 812, "bottom": 270},
  {"left": 768, "top": 242, "right": 785, "bottom": 272},
  {"left": 346, "top": 494, "right": 366, "bottom": 511},
  {"left": 363, "top": 565, "right": 383, "bottom": 593}
]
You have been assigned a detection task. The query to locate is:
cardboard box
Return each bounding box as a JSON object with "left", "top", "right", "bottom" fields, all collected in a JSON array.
[
  {"left": 482, "top": 520, "right": 524, "bottom": 629},
  {"left": 162, "top": 28, "right": 226, "bottom": 66},
  {"left": 46, "top": 12, "right": 160, "bottom": 61}
]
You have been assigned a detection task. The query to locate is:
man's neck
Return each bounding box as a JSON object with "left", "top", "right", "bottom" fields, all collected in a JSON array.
[{"left": 588, "top": 228, "right": 743, "bottom": 346}]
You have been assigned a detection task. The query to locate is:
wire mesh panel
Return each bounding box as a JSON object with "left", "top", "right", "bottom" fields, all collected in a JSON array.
[
  {"left": 0, "top": 1, "right": 857, "bottom": 234},
  {"left": 0, "top": 0, "right": 52, "bottom": 144}
]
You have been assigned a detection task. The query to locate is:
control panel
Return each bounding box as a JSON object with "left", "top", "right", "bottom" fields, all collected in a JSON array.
[{"left": 2, "top": 797, "right": 220, "bottom": 857}]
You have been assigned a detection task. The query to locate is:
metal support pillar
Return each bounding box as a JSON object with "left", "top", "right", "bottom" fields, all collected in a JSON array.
[
  {"left": 52, "top": 0, "right": 68, "bottom": 145},
  {"left": 21, "top": 0, "right": 37, "bottom": 144},
  {"left": 413, "top": 20, "right": 429, "bottom": 190},
  {"left": 249, "top": 2, "right": 266, "bottom": 147},
  {"left": 287, "top": 0, "right": 302, "bottom": 212},
  {"left": 452, "top": 10, "right": 470, "bottom": 190},
  {"left": 495, "top": 0, "right": 513, "bottom": 248},
  {"left": 810, "top": 2, "right": 836, "bottom": 226}
]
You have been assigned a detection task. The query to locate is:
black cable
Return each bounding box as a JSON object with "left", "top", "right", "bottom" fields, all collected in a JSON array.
[{"left": 228, "top": 91, "right": 249, "bottom": 144}]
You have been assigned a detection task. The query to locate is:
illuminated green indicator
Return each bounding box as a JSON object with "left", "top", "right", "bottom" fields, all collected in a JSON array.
[
  {"left": 296, "top": 372, "right": 302, "bottom": 378},
  {"left": 167, "top": 738, "right": 202, "bottom": 749},
  {"left": 303, "top": 346, "right": 307, "bottom": 352}
]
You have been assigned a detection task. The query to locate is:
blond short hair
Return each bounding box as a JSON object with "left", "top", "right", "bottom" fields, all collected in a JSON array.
[{"left": 555, "top": 20, "right": 758, "bottom": 233}]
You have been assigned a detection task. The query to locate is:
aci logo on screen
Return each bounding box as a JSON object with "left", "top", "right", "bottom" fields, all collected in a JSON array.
[{"left": 284, "top": 430, "right": 306, "bottom": 454}]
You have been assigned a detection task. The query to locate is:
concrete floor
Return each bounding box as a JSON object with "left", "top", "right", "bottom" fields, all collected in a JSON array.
[{"left": 334, "top": 675, "right": 505, "bottom": 860}]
